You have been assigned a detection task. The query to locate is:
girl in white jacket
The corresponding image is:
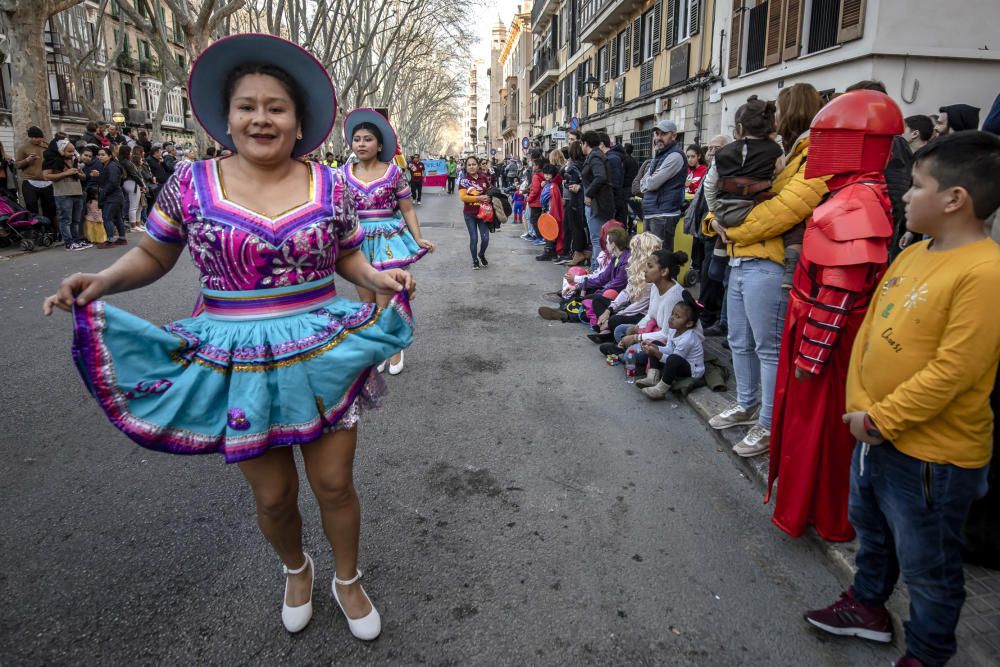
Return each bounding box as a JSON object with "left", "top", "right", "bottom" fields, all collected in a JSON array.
[{"left": 638, "top": 290, "right": 705, "bottom": 399}]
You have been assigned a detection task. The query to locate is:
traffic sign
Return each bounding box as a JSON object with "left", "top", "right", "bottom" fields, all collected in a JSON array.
[
  {"left": 521, "top": 137, "right": 530, "bottom": 150},
  {"left": 491, "top": 148, "right": 498, "bottom": 156},
  {"left": 569, "top": 116, "right": 580, "bottom": 131}
]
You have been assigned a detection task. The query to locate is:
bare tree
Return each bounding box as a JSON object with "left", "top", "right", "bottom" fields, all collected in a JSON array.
[
  {"left": 0, "top": 0, "right": 85, "bottom": 138},
  {"left": 51, "top": 0, "right": 126, "bottom": 122}
]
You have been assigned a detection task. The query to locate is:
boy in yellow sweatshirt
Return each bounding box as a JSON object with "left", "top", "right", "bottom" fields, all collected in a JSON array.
[{"left": 804, "top": 132, "right": 1000, "bottom": 667}]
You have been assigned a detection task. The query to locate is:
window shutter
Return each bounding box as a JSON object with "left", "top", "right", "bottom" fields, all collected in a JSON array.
[
  {"left": 764, "top": 0, "right": 784, "bottom": 66},
  {"left": 727, "top": 0, "right": 742, "bottom": 78},
  {"left": 576, "top": 63, "right": 586, "bottom": 96},
  {"left": 837, "top": 0, "right": 866, "bottom": 43},
  {"left": 623, "top": 24, "right": 632, "bottom": 72},
  {"left": 610, "top": 37, "right": 619, "bottom": 78},
  {"left": 651, "top": 1, "right": 663, "bottom": 53},
  {"left": 782, "top": 0, "right": 803, "bottom": 60},
  {"left": 632, "top": 16, "right": 642, "bottom": 67},
  {"left": 665, "top": 0, "right": 676, "bottom": 49},
  {"left": 689, "top": 0, "right": 701, "bottom": 36}
]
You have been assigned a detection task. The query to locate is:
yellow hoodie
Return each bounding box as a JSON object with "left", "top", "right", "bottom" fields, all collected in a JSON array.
[{"left": 711, "top": 133, "right": 829, "bottom": 266}]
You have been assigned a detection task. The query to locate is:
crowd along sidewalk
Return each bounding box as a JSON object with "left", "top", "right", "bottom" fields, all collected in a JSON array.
[{"left": 684, "top": 335, "right": 999, "bottom": 667}]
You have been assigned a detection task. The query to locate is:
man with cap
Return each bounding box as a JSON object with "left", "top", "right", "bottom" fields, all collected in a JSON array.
[
  {"left": 15, "top": 125, "right": 57, "bottom": 224},
  {"left": 640, "top": 119, "right": 686, "bottom": 251}
]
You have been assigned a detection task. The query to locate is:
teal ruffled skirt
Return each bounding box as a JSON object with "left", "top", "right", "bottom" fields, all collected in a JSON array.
[
  {"left": 72, "top": 279, "right": 413, "bottom": 463},
  {"left": 359, "top": 214, "right": 428, "bottom": 270}
]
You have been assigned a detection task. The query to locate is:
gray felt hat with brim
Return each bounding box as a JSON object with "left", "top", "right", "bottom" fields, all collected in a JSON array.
[
  {"left": 343, "top": 108, "right": 398, "bottom": 163},
  {"left": 188, "top": 33, "right": 337, "bottom": 159}
]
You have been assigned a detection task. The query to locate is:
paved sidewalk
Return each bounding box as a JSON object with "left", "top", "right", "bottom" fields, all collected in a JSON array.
[{"left": 683, "top": 335, "right": 999, "bottom": 667}]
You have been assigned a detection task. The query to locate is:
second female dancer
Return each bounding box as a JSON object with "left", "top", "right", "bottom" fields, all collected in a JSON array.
[{"left": 342, "top": 109, "right": 434, "bottom": 374}]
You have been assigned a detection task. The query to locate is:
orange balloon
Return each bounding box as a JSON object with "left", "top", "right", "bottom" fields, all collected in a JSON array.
[{"left": 538, "top": 212, "right": 559, "bottom": 241}]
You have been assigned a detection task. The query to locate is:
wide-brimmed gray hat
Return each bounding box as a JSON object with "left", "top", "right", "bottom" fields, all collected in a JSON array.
[
  {"left": 188, "top": 33, "right": 337, "bottom": 159},
  {"left": 343, "top": 108, "right": 398, "bottom": 163}
]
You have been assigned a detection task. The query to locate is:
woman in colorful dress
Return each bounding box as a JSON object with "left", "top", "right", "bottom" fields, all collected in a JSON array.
[
  {"left": 43, "top": 34, "right": 414, "bottom": 642},
  {"left": 342, "top": 108, "right": 433, "bottom": 375}
]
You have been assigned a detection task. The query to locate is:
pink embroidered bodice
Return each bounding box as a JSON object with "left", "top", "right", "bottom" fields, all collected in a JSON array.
[
  {"left": 341, "top": 162, "right": 411, "bottom": 220},
  {"left": 146, "top": 159, "right": 363, "bottom": 291}
]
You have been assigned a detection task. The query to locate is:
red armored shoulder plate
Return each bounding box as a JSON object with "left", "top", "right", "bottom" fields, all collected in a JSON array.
[{"left": 801, "top": 185, "right": 893, "bottom": 267}]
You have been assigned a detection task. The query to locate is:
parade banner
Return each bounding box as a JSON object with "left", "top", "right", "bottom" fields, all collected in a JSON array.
[{"left": 422, "top": 158, "right": 448, "bottom": 187}]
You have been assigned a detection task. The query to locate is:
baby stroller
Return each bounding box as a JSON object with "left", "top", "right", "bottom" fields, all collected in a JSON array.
[{"left": 0, "top": 191, "right": 54, "bottom": 252}]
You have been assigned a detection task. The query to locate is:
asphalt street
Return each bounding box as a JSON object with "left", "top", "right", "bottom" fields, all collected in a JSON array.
[{"left": 0, "top": 190, "right": 898, "bottom": 665}]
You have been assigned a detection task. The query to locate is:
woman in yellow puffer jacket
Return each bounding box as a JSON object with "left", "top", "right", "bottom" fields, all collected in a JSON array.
[{"left": 706, "top": 83, "right": 828, "bottom": 457}]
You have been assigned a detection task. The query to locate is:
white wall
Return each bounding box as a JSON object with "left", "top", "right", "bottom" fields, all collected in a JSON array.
[
  {"left": 874, "top": 0, "right": 1000, "bottom": 57},
  {"left": 872, "top": 56, "right": 999, "bottom": 122}
]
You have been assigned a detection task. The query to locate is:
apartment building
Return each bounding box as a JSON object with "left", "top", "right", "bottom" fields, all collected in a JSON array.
[
  {"left": 714, "top": 0, "right": 1000, "bottom": 135},
  {"left": 493, "top": 3, "right": 535, "bottom": 160},
  {"left": 0, "top": 0, "right": 195, "bottom": 154},
  {"left": 486, "top": 20, "right": 509, "bottom": 157},
  {"left": 530, "top": 0, "right": 721, "bottom": 161}
]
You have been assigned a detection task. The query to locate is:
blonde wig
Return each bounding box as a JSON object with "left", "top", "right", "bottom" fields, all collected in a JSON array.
[{"left": 625, "top": 232, "right": 663, "bottom": 301}]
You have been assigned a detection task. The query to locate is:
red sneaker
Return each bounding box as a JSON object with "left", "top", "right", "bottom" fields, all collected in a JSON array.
[
  {"left": 804, "top": 588, "right": 892, "bottom": 643},
  {"left": 893, "top": 655, "right": 925, "bottom": 667}
]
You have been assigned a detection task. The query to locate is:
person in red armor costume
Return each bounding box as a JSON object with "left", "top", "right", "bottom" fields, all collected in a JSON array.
[{"left": 765, "top": 90, "right": 904, "bottom": 541}]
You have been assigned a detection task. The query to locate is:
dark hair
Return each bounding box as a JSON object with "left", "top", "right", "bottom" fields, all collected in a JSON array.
[
  {"left": 674, "top": 289, "right": 702, "bottom": 322},
  {"left": 224, "top": 62, "right": 306, "bottom": 124},
  {"left": 542, "top": 164, "right": 559, "bottom": 176},
  {"left": 464, "top": 155, "right": 480, "bottom": 167},
  {"left": 650, "top": 249, "right": 690, "bottom": 280},
  {"left": 846, "top": 80, "right": 888, "bottom": 94},
  {"left": 530, "top": 148, "right": 543, "bottom": 160},
  {"left": 598, "top": 132, "right": 611, "bottom": 147},
  {"left": 118, "top": 144, "right": 131, "bottom": 161},
  {"left": 350, "top": 121, "right": 384, "bottom": 149},
  {"left": 568, "top": 140, "right": 585, "bottom": 161},
  {"left": 86, "top": 121, "right": 98, "bottom": 133},
  {"left": 581, "top": 131, "right": 602, "bottom": 148},
  {"left": 97, "top": 147, "right": 115, "bottom": 160},
  {"left": 138, "top": 130, "right": 148, "bottom": 139},
  {"left": 27, "top": 126, "right": 44, "bottom": 138},
  {"left": 206, "top": 146, "right": 217, "bottom": 157},
  {"left": 606, "top": 226, "right": 629, "bottom": 250},
  {"left": 623, "top": 142, "right": 634, "bottom": 155},
  {"left": 685, "top": 144, "right": 705, "bottom": 165},
  {"left": 735, "top": 95, "right": 777, "bottom": 138},
  {"left": 913, "top": 131, "right": 1000, "bottom": 219},
  {"left": 904, "top": 115, "right": 934, "bottom": 143},
  {"left": 568, "top": 129, "right": 582, "bottom": 140},
  {"left": 86, "top": 187, "right": 99, "bottom": 203}
]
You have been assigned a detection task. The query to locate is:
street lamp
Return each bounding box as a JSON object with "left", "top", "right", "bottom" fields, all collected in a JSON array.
[
  {"left": 584, "top": 75, "right": 611, "bottom": 104},
  {"left": 527, "top": 113, "right": 545, "bottom": 133},
  {"left": 111, "top": 111, "right": 126, "bottom": 125}
]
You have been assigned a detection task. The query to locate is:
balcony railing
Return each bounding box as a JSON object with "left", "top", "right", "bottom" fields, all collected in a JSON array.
[
  {"left": 531, "top": 0, "right": 558, "bottom": 34},
  {"left": 529, "top": 47, "right": 559, "bottom": 91},
  {"left": 580, "top": 0, "right": 645, "bottom": 44},
  {"left": 116, "top": 53, "right": 137, "bottom": 71}
]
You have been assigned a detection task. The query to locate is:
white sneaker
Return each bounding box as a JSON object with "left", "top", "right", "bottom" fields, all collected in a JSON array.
[
  {"left": 281, "top": 553, "right": 314, "bottom": 633},
  {"left": 708, "top": 403, "right": 761, "bottom": 430},
  {"left": 332, "top": 570, "right": 381, "bottom": 640},
  {"left": 388, "top": 350, "right": 404, "bottom": 375},
  {"left": 377, "top": 360, "right": 387, "bottom": 373},
  {"left": 733, "top": 424, "right": 771, "bottom": 458}
]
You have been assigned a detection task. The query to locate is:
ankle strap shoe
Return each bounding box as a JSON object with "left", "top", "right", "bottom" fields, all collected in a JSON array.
[
  {"left": 332, "top": 569, "right": 382, "bottom": 640},
  {"left": 281, "top": 553, "right": 314, "bottom": 633}
]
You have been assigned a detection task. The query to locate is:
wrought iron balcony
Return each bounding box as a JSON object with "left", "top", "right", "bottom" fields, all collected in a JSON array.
[
  {"left": 531, "top": 0, "right": 559, "bottom": 35},
  {"left": 529, "top": 47, "right": 559, "bottom": 94},
  {"left": 579, "top": 0, "right": 646, "bottom": 44}
]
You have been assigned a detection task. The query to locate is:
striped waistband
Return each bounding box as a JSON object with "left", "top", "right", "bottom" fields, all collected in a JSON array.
[{"left": 201, "top": 275, "right": 338, "bottom": 321}]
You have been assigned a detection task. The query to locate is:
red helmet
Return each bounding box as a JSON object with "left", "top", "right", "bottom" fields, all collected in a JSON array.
[{"left": 805, "top": 90, "right": 904, "bottom": 179}]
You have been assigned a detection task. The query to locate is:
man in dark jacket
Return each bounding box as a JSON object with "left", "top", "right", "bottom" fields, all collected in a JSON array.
[
  {"left": 580, "top": 131, "right": 615, "bottom": 269},
  {"left": 640, "top": 120, "right": 686, "bottom": 251},
  {"left": 885, "top": 115, "right": 933, "bottom": 259},
  {"left": 163, "top": 143, "right": 178, "bottom": 174},
  {"left": 81, "top": 121, "right": 103, "bottom": 150},
  {"left": 602, "top": 133, "right": 628, "bottom": 222},
  {"left": 145, "top": 144, "right": 169, "bottom": 213}
]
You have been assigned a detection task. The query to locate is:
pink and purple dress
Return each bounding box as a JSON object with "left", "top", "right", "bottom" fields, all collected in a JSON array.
[
  {"left": 343, "top": 162, "right": 427, "bottom": 270},
  {"left": 71, "top": 159, "right": 413, "bottom": 463}
]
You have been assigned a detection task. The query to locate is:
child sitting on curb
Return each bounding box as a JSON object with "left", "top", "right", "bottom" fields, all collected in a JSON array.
[
  {"left": 638, "top": 291, "right": 706, "bottom": 399},
  {"left": 804, "top": 131, "right": 1000, "bottom": 667}
]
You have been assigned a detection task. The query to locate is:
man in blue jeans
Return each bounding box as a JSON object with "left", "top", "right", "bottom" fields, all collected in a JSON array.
[{"left": 640, "top": 119, "right": 685, "bottom": 251}]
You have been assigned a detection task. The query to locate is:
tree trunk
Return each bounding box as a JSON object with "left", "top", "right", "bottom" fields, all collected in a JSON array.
[{"left": 7, "top": 8, "right": 53, "bottom": 138}]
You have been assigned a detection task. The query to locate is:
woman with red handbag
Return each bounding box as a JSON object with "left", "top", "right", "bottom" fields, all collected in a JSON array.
[{"left": 458, "top": 156, "right": 493, "bottom": 270}]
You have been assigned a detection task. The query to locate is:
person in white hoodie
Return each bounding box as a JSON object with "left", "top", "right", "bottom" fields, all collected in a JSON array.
[{"left": 638, "top": 290, "right": 706, "bottom": 398}]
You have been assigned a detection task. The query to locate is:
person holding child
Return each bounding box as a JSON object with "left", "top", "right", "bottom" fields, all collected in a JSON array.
[
  {"left": 639, "top": 291, "right": 706, "bottom": 400},
  {"left": 805, "top": 130, "right": 1000, "bottom": 667},
  {"left": 766, "top": 89, "right": 903, "bottom": 543},
  {"left": 707, "top": 83, "right": 827, "bottom": 458},
  {"left": 458, "top": 156, "right": 493, "bottom": 270}
]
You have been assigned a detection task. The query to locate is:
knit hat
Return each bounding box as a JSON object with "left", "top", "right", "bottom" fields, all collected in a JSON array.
[{"left": 56, "top": 139, "right": 73, "bottom": 153}]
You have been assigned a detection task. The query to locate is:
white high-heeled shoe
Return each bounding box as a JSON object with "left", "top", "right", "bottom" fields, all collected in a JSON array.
[
  {"left": 332, "top": 570, "right": 381, "bottom": 640},
  {"left": 388, "top": 350, "right": 405, "bottom": 376},
  {"left": 377, "top": 360, "right": 387, "bottom": 373},
  {"left": 281, "top": 553, "right": 314, "bottom": 633}
]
